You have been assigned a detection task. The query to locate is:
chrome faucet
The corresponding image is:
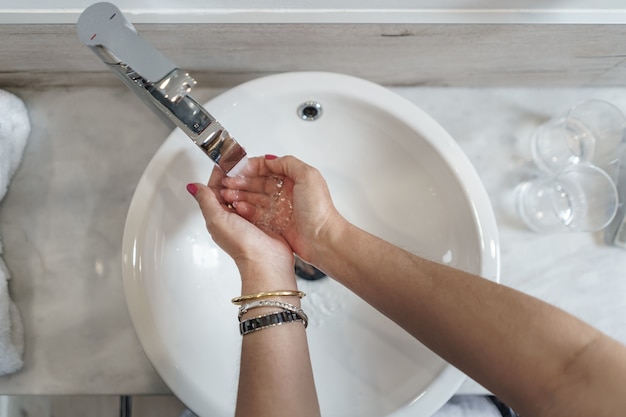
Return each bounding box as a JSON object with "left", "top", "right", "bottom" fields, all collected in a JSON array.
[{"left": 77, "top": 2, "right": 248, "bottom": 176}]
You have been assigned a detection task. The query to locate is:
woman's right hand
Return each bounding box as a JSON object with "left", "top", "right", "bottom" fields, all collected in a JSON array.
[{"left": 221, "top": 155, "right": 344, "bottom": 266}]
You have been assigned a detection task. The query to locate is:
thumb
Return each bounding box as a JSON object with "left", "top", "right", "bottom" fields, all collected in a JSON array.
[
  {"left": 264, "top": 154, "right": 314, "bottom": 184},
  {"left": 186, "top": 182, "right": 224, "bottom": 227}
]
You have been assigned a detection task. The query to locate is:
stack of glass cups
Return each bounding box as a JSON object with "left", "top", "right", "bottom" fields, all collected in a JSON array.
[{"left": 517, "top": 100, "right": 625, "bottom": 233}]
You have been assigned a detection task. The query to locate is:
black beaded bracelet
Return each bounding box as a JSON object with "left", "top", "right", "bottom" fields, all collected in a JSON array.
[{"left": 239, "top": 310, "right": 305, "bottom": 336}]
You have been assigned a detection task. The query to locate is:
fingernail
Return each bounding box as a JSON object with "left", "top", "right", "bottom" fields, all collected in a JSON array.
[
  {"left": 186, "top": 183, "right": 198, "bottom": 196},
  {"left": 265, "top": 154, "right": 278, "bottom": 160}
]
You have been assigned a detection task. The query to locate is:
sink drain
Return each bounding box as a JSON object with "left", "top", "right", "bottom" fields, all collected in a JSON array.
[
  {"left": 295, "top": 256, "right": 327, "bottom": 280},
  {"left": 297, "top": 101, "right": 322, "bottom": 121}
]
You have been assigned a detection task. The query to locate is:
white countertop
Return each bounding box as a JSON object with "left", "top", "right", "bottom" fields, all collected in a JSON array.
[{"left": 0, "top": 84, "right": 625, "bottom": 396}]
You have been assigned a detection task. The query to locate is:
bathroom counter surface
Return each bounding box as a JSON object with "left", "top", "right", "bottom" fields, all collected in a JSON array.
[{"left": 0, "top": 86, "right": 625, "bottom": 395}]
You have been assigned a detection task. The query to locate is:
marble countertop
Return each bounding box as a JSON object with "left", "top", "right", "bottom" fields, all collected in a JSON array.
[{"left": 0, "top": 84, "right": 625, "bottom": 396}]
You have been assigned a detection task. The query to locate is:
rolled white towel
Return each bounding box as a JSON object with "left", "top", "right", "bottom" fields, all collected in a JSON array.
[{"left": 0, "top": 89, "right": 30, "bottom": 376}]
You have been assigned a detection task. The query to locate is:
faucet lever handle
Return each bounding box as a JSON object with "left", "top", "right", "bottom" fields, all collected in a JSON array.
[{"left": 77, "top": 2, "right": 176, "bottom": 84}]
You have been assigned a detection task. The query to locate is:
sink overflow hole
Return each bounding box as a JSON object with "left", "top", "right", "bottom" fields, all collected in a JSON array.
[{"left": 298, "top": 101, "right": 323, "bottom": 121}]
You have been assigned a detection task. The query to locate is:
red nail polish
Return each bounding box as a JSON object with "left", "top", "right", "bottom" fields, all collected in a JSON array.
[
  {"left": 186, "top": 183, "right": 198, "bottom": 196},
  {"left": 265, "top": 154, "right": 278, "bottom": 160}
]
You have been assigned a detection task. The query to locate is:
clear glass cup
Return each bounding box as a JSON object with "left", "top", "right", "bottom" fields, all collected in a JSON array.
[
  {"left": 516, "top": 164, "right": 618, "bottom": 233},
  {"left": 530, "top": 99, "right": 626, "bottom": 178}
]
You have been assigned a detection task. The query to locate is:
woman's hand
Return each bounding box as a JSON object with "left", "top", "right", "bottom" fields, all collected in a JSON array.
[
  {"left": 190, "top": 158, "right": 321, "bottom": 417},
  {"left": 220, "top": 155, "right": 344, "bottom": 266},
  {"left": 187, "top": 160, "right": 296, "bottom": 291}
]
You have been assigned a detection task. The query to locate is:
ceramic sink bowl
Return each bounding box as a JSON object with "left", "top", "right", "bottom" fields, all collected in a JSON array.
[{"left": 122, "top": 72, "right": 499, "bottom": 417}]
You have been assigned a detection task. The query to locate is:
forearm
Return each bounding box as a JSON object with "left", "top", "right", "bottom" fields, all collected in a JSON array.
[
  {"left": 236, "top": 314, "right": 319, "bottom": 417},
  {"left": 191, "top": 159, "right": 321, "bottom": 416},
  {"left": 312, "top": 217, "right": 626, "bottom": 416},
  {"left": 235, "top": 266, "right": 320, "bottom": 417}
]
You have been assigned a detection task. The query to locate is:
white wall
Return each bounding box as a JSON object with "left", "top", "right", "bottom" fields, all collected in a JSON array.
[{"left": 2, "top": 0, "right": 626, "bottom": 23}]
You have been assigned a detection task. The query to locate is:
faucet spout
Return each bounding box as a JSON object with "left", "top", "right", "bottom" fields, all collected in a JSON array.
[{"left": 77, "top": 2, "right": 247, "bottom": 176}]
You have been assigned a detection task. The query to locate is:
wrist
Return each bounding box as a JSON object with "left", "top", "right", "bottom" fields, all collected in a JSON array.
[
  {"left": 236, "top": 260, "right": 298, "bottom": 295},
  {"left": 309, "top": 212, "right": 350, "bottom": 271}
]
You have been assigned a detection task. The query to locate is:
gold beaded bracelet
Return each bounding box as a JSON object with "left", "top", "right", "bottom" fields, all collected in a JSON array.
[{"left": 231, "top": 290, "right": 306, "bottom": 305}]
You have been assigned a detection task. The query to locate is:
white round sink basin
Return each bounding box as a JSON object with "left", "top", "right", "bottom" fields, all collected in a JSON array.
[{"left": 122, "top": 72, "right": 499, "bottom": 417}]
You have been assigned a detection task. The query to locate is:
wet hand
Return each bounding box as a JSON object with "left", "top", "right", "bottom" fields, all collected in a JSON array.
[
  {"left": 220, "top": 155, "right": 342, "bottom": 265},
  {"left": 187, "top": 163, "right": 295, "bottom": 282}
]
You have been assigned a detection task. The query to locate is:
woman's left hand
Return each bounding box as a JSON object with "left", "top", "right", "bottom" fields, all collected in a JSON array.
[{"left": 187, "top": 158, "right": 296, "bottom": 291}]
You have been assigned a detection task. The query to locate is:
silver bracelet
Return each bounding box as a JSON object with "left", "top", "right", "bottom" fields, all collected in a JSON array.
[
  {"left": 239, "top": 310, "right": 306, "bottom": 336},
  {"left": 238, "top": 300, "right": 308, "bottom": 327}
]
